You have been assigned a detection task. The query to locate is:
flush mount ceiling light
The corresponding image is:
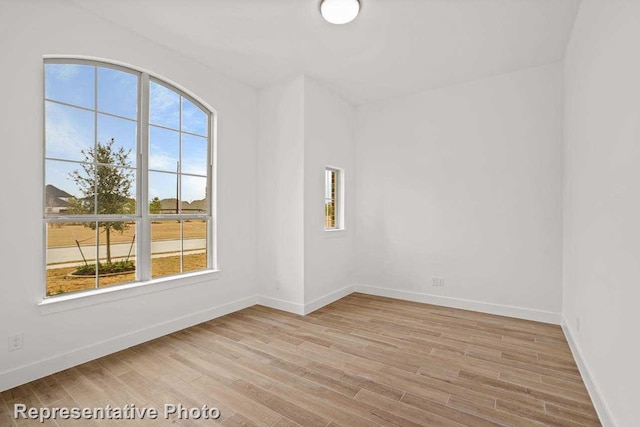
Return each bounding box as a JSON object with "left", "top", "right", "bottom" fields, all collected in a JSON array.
[{"left": 320, "top": 0, "right": 360, "bottom": 25}]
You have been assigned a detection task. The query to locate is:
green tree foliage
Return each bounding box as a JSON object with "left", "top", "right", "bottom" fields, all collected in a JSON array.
[
  {"left": 325, "top": 201, "right": 335, "bottom": 227},
  {"left": 149, "top": 197, "right": 163, "bottom": 215},
  {"left": 69, "top": 138, "right": 134, "bottom": 265}
]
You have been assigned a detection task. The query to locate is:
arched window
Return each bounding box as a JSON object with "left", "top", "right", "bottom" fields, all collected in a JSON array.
[{"left": 44, "top": 58, "right": 215, "bottom": 298}]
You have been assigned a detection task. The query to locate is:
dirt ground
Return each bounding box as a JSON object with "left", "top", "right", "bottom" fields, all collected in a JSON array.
[
  {"left": 47, "top": 221, "right": 206, "bottom": 248},
  {"left": 46, "top": 253, "right": 207, "bottom": 296}
]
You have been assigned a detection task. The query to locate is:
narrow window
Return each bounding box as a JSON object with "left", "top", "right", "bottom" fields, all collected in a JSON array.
[{"left": 325, "top": 167, "right": 342, "bottom": 230}]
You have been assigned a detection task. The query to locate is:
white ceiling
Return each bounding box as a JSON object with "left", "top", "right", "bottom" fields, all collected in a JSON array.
[{"left": 71, "top": 0, "right": 581, "bottom": 105}]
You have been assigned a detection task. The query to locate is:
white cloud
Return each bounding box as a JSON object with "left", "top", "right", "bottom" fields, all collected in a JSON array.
[
  {"left": 181, "top": 175, "right": 206, "bottom": 203},
  {"left": 45, "top": 103, "right": 92, "bottom": 160},
  {"left": 149, "top": 151, "right": 177, "bottom": 171},
  {"left": 181, "top": 101, "right": 207, "bottom": 135},
  {"left": 47, "top": 64, "right": 81, "bottom": 81},
  {"left": 150, "top": 82, "right": 179, "bottom": 127}
]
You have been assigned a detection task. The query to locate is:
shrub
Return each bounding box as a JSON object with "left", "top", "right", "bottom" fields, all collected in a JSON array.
[{"left": 73, "top": 260, "right": 135, "bottom": 276}]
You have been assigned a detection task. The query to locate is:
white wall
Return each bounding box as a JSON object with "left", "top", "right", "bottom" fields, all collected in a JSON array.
[
  {"left": 563, "top": 2, "right": 640, "bottom": 426},
  {"left": 257, "top": 76, "right": 357, "bottom": 311},
  {"left": 257, "top": 77, "right": 305, "bottom": 308},
  {"left": 0, "top": 0, "right": 258, "bottom": 390},
  {"left": 303, "top": 77, "right": 356, "bottom": 305},
  {"left": 355, "top": 63, "right": 564, "bottom": 321}
]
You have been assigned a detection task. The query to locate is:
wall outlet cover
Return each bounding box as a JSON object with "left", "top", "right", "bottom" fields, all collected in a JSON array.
[{"left": 9, "top": 332, "right": 23, "bottom": 351}]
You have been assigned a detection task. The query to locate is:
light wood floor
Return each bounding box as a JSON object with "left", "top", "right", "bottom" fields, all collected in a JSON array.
[{"left": 1, "top": 293, "right": 600, "bottom": 426}]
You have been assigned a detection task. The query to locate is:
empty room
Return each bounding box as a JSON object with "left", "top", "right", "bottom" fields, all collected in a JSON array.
[{"left": 0, "top": 0, "right": 638, "bottom": 425}]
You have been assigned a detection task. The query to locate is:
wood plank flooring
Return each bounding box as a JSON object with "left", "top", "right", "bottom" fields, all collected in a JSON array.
[{"left": 0, "top": 293, "right": 600, "bottom": 426}]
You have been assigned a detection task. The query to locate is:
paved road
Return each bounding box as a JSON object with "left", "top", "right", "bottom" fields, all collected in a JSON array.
[{"left": 47, "top": 238, "right": 206, "bottom": 268}]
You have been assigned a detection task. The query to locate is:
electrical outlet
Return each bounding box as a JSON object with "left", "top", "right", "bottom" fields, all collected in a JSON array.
[
  {"left": 8, "top": 332, "right": 23, "bottom": 351},
  {"left": 432, "top": 277, "right": 439, "bottom": 287},
  {"left": 439, "top": 278, "right": 445, "bottom": 287}
]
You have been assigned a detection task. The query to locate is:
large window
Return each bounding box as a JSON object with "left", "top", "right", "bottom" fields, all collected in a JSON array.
[{"left": 44, "top": 58, "right": 214, "bottom": 298}]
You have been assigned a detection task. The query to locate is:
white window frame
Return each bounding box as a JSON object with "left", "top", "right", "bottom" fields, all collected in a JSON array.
[
  {"left": 325, "top": 166, "right": 345, "bottom": 231},
  {"left": 40, "top": 56, "right": 218, "bottom": 310}
]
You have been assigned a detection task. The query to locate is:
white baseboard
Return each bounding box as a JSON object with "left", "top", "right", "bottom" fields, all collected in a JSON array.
[
  {"left": 304, "top": 285, "right": 354, "bottom": 314},
  {"left": 257, "top": 295, "right": 305, "bottom": 315},
  {"left": 0, "top": 295, "right": 257, "bottom": 393},
  {"left": 257, "top": 285, "right": 355, "bottom": 315},
  {"left": 257, "top": 284, "right": 560, "bottom": 325},
  {"left": 353, "top": 284, "right": 561, "bottom": 325},
  {"left": 561, "top": 316, "right": 616, "bottom": 427}
]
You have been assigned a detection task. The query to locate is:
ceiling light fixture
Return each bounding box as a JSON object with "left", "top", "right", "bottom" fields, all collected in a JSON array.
[{"left": 320, "top": 0, "right": 360, "bottom": 25}]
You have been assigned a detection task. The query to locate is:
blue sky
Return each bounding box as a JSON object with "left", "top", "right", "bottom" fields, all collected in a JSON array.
[
  {"left": 148, "top": 172, "right": 207, "bottom": 204},
  {"left": 45, "top": 64, "right": 208, "bottom": 205},
  {"left": 149, "top": 81, "right": 208, "bottom": 136}
]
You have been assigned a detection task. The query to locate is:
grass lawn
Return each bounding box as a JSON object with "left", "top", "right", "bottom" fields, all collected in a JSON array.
[
  {"left": 47, "top": 221, "right": 206, "bottom": 248},
  {"left": 46, "top": 253, "right": 207, "bottom": 296}
]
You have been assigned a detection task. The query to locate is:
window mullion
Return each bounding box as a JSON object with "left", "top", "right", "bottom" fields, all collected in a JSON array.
[
  {"left": 208, "top": 113, "right": 215, "bottom": 270},
  {"left": 93, "top": 66, "right": 99, "bottom": 289},
  {"left": 138, "top": 72, "right": 151, "bottom": 282},
  {"left": 44, "top": 215, "right": 137, "bottom": 223},
  {"left": 179, "top": 95, "right": 183, "bottom": 273}
]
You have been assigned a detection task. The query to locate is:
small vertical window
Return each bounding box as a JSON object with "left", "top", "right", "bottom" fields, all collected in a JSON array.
[{"left": 325, "top": 167, "right": 343, "bottom": 230}]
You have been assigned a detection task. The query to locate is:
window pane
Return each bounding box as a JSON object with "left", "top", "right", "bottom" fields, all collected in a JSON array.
[
  {"left": 149, "top": 171, "right": 178, "bottom": 214},
  {"left": 45, "top": 63, "right": 94, "bottom": 109},
  {"left": 97, "top": 67, "right": 137, "bottom": 119},
  {"left": 97, "top": 114, "right": 137, "bottom": 167},
  {"left": 97, "top": 221, "right": 137, "bottom": 288},
  {"left": 181, "top": 134, "right": 208, "bottom": 176},
  {"left": 46, "top": 222, "right": 97, "bottom": 296},
  {"left": 181, "top": 97, "right": 207, "bottom": 136},
  {"left": 45, "top": 160, "right": 95, "bottom": 215},
  {"left": 96, "top": 165, "right": 136, "bottom": 215},
  {"left": 181, "top": 175, "right": 207, "bottom": 214},
  {"left": 183, "top": 219, "right": 207, "bottom": 273},
  {"left": 149, "top": 125, "right": 179, "bottom": 172},
  {"left": 151, "top": 220, "right": 182, "bottom": 278},
  {"left": 149, "top": 81, "right": 179, "bottom": 130},
  {"left": 325, "top": 169, "right": 332, "bottom": 200},
  {"left": 45, "top": 101, "right": 95, "bottom": 162},
  {"left": 325, "top": 169, "right": 336, "bottom": 228}
]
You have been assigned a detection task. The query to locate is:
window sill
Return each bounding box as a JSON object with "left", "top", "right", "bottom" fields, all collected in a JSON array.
[
  {"left": 324, "top": 228, "right": 347, "bottom": 238},
  {"left": 38, "top": 270, "right": 221, "bottom": 315}
]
